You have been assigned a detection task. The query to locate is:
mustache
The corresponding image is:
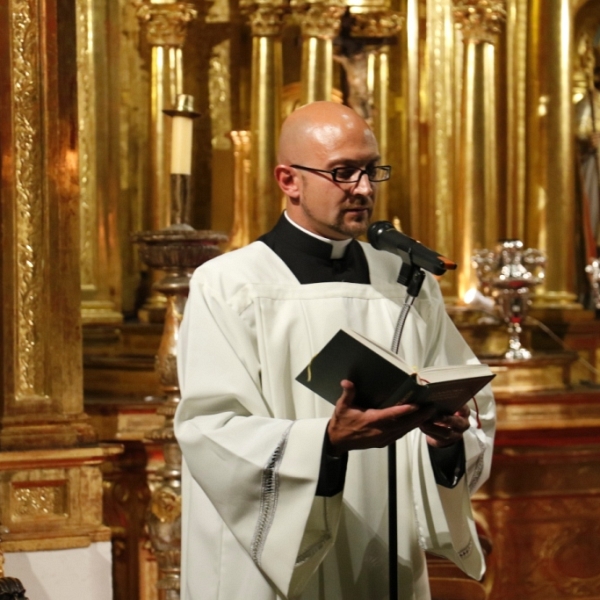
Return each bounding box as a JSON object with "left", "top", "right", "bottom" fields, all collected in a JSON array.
[{"left": 344, "top": 196, "right": 373, "bottom": 208}]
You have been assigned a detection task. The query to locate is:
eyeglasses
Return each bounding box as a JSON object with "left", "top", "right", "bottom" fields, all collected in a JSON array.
[{"left": 290, "top": 164, "right": 392, "bottom": 183}]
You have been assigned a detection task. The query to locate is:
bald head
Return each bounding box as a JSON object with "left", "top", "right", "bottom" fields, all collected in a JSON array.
[
  {"left": 274, "top": 101, "right": 381, "bottom": 240},
  {"left": 278, "top": 101, "right": 377, "bottom": 166}
]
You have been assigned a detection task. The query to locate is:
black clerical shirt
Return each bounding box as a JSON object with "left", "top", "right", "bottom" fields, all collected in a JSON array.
[
  {"left": 259, "top": 213, "right": 465, "bottom": 496},
  {"left": 259, "top": 212, "right": 370, "bottom": 285}
]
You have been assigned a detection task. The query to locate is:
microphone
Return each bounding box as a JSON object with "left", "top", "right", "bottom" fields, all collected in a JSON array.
[{"left": 367, "top": 221, "right": 457, "bottom": 276}]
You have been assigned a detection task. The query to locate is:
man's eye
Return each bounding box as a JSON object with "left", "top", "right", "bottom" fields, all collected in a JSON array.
[{"left": 334, "top": 167, "right": 358, "bottom": 181}]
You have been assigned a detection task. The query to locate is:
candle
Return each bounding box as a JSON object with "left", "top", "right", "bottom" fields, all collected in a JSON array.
[{"left": 170, "top": 114, "right": 193, "bottom": 175}]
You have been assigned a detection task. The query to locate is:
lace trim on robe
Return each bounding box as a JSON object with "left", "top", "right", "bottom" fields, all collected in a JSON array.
[
  {"left": 468, "top": 436, "right": 487, "bottom": 494},
  {"left": 250, "top": 423, "right": 294, "bottom": 566},
  {"left": 458, "top": 538, "right": 473, "bottom": 559}
]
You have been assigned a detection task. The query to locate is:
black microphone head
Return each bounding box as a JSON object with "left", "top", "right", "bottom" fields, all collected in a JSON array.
[{"left": 367, "top": 221, "right": 395, "bottom": 249}]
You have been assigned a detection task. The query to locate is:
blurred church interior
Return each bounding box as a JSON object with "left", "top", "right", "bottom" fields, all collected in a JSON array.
[{"left": 2, "top": 0, "right": 600, "bottom": 598}]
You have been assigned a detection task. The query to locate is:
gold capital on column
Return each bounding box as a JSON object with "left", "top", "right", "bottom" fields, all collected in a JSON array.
[
  {"left": 136, "top": 2, "right": 198, "bottom": 47},
  {"left": 243, "top": 0, "right": 287, "bottom": 37},
  {"left": 453, "top": 0, "right": 506, "bottom": 44},
  {"left": 348, "top": 10, "right": 404, "bottom": 38},
  {"left": 292, "top": 0, "right": 345, "bottom": 39}
]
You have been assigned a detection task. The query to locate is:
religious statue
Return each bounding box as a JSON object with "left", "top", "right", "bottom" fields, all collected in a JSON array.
[{"left": 575, "top": 33, "right": 600, "bottom": 258}]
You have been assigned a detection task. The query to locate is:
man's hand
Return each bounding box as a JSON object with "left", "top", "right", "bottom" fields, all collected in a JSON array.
[
  {"left": 326, "top": 380, "right": 437, "bottom": 455},
  {"left": 420, "top": 404, "right": 471, "bottom": 448}
]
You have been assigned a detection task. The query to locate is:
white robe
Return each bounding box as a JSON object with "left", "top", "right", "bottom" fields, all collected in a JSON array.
[{"left": 175, "top": 241, "right": 495, "bottom": 600}]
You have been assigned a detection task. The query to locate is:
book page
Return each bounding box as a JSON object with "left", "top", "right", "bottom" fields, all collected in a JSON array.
[
  {"left": 344, "top": 328, "right": 414, "bottom": 375},
  {"left": 417, "top": 362, "right": 493, "bottom": 385}
]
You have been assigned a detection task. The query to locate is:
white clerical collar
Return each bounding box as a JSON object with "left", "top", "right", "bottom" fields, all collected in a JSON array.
[{"left": 284, "top": 211, "right": 353, "bottom": 259}]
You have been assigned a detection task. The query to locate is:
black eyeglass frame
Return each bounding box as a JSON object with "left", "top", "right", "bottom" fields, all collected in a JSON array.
[{"left": 289, "top": 164, "right": 392, "bottom": 183}]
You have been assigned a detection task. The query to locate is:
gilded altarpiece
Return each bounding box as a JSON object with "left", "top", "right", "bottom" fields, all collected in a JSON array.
[{"left": 0, "top": 0, "right": 117, "bottom": 556}]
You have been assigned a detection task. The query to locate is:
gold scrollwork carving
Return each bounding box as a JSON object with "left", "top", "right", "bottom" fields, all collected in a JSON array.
[
  {"left": 12, "top": 0, "right": 45, "bottom": 399},
  {"left": 12, "top": 484, "right": 67, "bottom": 519},
  {"left": 150, "top": 486, "right": 181, "bottom": 523},
  {"left": 292, "top": 0, "right": 346, "bottom": 39},
  {"left": 349, "top": 10, "right": 405, "bottom": 39},
  {"left": 76, "top": 0, "right": 97, "bottom": 289},
  {"left": 207, "top": 0, "right": 229, "bottom": 23},
  {"left": 242, "top": 0, "right": 288, "bottom": 36},
  {"left": 209, "top": 40, "right": 233, "bottom": 151},
  {"left": 136, "top": 2, "right": 198, "bottom": 47},
  {"left": 155, "top": 354, "right": 178, "bottom": 389},
  {"left": 453, "top": 0, "right": 506, "bottom": 44},
  {"left": 574, "top": 32, "right": 596, "bottom": 103}
]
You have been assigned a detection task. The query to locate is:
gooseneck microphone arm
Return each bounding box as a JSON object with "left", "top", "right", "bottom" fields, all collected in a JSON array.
[{"left": 367, "top": 221, "right": 457, "bottom": 600}]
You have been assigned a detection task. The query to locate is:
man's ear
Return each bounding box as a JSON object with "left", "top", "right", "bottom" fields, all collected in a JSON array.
[{"left": 274, "top": 165, "right": 300, "bottom": 199}]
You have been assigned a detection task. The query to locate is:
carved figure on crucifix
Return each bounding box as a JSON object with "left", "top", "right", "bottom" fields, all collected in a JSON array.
[{"left": 333, "top": 10, "right": 373, "bottom": 125}]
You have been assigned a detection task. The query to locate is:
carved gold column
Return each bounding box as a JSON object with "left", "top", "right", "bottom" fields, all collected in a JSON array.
[
  {"left": 0, "top": 0, "right": 118, "bottom": 554},
  {"left": 243, "top": 0, "right": 286, "bottom": 238},
  {"left": 505, "top": 0, "right": 528, "bottom": 240},
  {"left": 137, "top": 0, "right": 198, "bottom": 321},
  {"left": 370, "top": 44, "right": 391, "bottom": 222},
  {"left": 292, "top": 0, "right": 345, "bottom": 104},
  {"left": 347, "top": 9, "right": 403, "bottom": 222},
  {"left": 412, "top": 0, "right": 458, "bottom": 299},
  {"left": 228, "top": 131, "right": 253, "bottom": 250},
  {"left": 76, "top": 0, "right": 123, "bottom": 325},
  {"left": 453, "top": 0, "right": 506, "bottom": 300},
  {"left": 525, "top": 0, "right": 577, "bottom": 306}
]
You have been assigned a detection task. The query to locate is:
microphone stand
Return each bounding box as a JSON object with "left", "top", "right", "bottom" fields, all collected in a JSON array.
[
  {"left": 366, "top": 220, "right": 456, "bottom": 598},
  {"left": 387, "top": 256, "right": 428, "bottom": 600}
]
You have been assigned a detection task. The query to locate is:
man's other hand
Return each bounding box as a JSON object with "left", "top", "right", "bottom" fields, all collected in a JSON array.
[
  {"left": 326, "top": 380, "right": 437, "bottom": 455},
  {"left": 420, "top": 404, "right": 471, "bottom": 448}
]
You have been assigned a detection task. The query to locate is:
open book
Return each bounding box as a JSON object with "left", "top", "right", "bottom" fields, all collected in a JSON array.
[{"left": 296, "top": 328, "right": 495, "bottom": 414}]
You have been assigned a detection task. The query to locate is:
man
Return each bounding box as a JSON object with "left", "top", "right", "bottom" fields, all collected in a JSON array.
[{"left": 175, "top": 101, "right": 495, "bottom": 599}]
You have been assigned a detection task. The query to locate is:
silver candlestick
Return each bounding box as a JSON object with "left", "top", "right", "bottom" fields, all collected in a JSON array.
[{"left": 473, "top": 240, "right": 545, "bottom": 360}]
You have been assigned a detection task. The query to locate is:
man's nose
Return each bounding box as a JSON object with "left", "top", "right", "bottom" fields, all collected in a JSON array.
[{"left": 353, "top": 171, "right": 374, "bottom": 195}]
